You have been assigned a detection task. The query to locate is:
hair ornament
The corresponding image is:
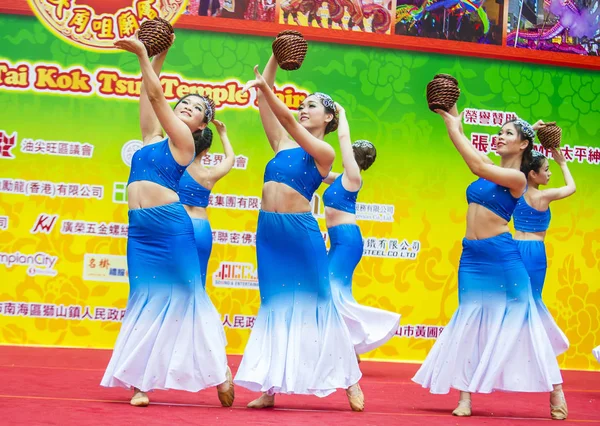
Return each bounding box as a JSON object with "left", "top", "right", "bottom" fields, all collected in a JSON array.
[
  {"left": 200, "top": 96, "right": 215, "bottom": 122},
  {"left": 532, "top": 150, "right": 546, "bottom": 158},
  {"left": 353, "top": 140, "right": 374, "bottom": 149},
  {"left": 312, "top": 92, "right": 337, "bottom": 113},
  {"left": 512, "top": 118, "right": 535, "bottom": 141}
]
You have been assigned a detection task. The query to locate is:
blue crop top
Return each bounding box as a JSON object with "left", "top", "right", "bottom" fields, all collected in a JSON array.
[
  {"left": 178, "top": 169, "right": 211, "bottom": 208},
  {"left": 466, "top": 178, "right": 519, "bottom": 222},
  {"left": 513, "top": 196, "right": 551, "bottom": 232},
  {"left": 263, "top": 147, "right": 325, "bottom": 201},
  {"left": 127, "top": 138, "right": 188, "bottom": 192},
  {"left": 323, "top": 174, "right": 359, "bottom": 214}
]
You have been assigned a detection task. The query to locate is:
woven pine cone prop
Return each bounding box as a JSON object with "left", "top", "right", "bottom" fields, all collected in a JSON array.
[
  {"left": 537, "top": 122, "right": 562, "bottom": 149},
  {"left": 272, "top": 30, "right": 308, "bottom": 71},
  {"left": 138, "top": 17, "right": 174, "bottom": 57},
  {"left": 426, "top": 74, "right": 460, "bottom": 112}
]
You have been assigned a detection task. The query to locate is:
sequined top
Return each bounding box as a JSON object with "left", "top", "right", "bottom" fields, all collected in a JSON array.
[
  {"left": 466, "top": 177, "right": 519, "bottom": 222},
  {"left": 323, "top": 174, "right": 359, "bottom": 214},
  {"left": 127, "top": 138, "right": 188, "bottom": 192},
  {"left": 264, "top": 147, "right": 325, "bottom": 201},
  {"left": 513, "top": 196, "right": 551, "bottom": 232},
  {"left": 178, "top": 169, "right": 211, "bottom": 208}
]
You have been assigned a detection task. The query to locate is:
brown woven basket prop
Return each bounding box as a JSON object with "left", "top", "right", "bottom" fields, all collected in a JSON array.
[
  {"left": 272, "top": 30, "right": 308, "bottom": 71},
  {"left": 537, "top": 122, "right": 562, "bottom": 150},
  {"left": 138, "top": 17, "right": 174, "bottom": 57},
  {"left": 426, "top": 74, "right": 461, "bottom": 112}
]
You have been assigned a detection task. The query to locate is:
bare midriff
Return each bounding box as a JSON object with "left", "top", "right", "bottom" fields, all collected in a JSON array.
[
  {"left": 127, "top": 181, "right": 179, "bottom": 210},
  {"left": 465, "top": 203, "right": 511, "bottom": 240},
  {"left": 324, "top": 207, "right": 356, "bottom": 228},
  {"left": 513, "top": 230, "right": 546, "bottom": 241},
  {"left": 182, "top": 205, "right": 208, "bottom": 219},
  {"left": 261, "top": 182, "right": 311, "bottom": 213}
]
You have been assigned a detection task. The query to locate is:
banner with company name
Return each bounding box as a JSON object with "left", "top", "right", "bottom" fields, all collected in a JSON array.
[{"left": 0, "top": 12, "right": 599, "bottom": 371}]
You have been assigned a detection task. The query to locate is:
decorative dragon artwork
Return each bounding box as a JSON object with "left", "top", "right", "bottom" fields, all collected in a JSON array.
[
  {"left": 506, "top": 0, "right": 600, "bottom": 55},
  {"left": 395, "top": 0, "right": 490, "bottom": 34},
  {"left": 280, "top": 0, "right": 393, "bottom": 33}
]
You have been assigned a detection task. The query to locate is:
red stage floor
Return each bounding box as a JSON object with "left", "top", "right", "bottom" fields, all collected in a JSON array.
[{"left": 0, "top": 346, "right": 599, "bottom": 425}]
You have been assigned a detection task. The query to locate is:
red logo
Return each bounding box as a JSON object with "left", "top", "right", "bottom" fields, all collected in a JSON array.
[
  {"left": 0, "top": 131, "right": 17, "bottom": 159},
  {"left": 31, "top": 214, "right": 59, "bottom": 234},
  {"left": 27, "top": 0, "right": 186, "bottom": 52}
]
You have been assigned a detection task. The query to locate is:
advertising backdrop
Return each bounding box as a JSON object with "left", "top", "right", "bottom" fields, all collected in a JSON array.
[{"left": 1, "top": 12, "right": 599, "bottom": 371}]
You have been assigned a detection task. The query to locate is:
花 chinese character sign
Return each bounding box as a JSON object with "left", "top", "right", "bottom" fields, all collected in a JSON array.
[{"left": 27, "top": 0, "right": 186, "bottom": 51}]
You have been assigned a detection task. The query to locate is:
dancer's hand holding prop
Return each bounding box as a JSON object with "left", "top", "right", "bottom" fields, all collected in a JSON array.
[
  {"left": 114, "top": 31, "right": 148, "bottom": 57},
  {"left": 532, "top": 120, "right": 547, "bottom": 132},
  {"left": 550, "top": 147, "right": 566, "bottom": 166},
  {"left": 242, "top": 65, "right": 269, "bottom": 95},
  {"left": 213, "top": 119, "right": 227, "bottom": 136},
  {"left": 114, "top": 32, "right": 175, "bottom": 58},
  {"left": 436, "top": 107, "right": 464, "bottom": 136}
]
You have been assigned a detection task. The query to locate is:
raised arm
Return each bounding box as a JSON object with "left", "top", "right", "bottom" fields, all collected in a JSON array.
[
  {"left": 140, "top": 47, "right": 170, "bottom": 144},
  {"left": 114, "top": 35, "right": 195, "bottom": 162},
  {"left": 541, "top": 148, "right": 576, "bottom": 202},
  {"left": 323, "top": 172, "right": 341, "bottom": 185},
  {"left": 206, "top": 120, "right": 235, "bottom": 184},
  {"left": 453, "top": 105, "right": 494, "bottom": 165},
  {"left": 439, "top": 109, "right": 526, "bottom": 195},
  {"left": 257, "top": 55, "right": 288, "bottom": 152},
  {"left": 335, "top": 103, "right": 361, "bottom": 191},
  {"left": 244, "top": 65, "right": 334, "bottom": 172}
]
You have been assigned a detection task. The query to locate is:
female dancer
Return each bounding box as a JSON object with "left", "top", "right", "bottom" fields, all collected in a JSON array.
[
  {"left": 102, "top": 34, "right": 232, "bottom": 407},
  {"left": 234, "top": 56, "right": 363, "bottom": 411},
  {"left": 176, "top": 112, "right": 236, "bottom": 406},
  {"left": 412, "top": 106, "right": 567, "bottom": 420},
  {"left": 179, "top": 116, "right": 234, "bottom": 289},
  {"left": 323, "top": 103, "right": 400, "bottom": 358},
  {"left": 514, "top": 145, "right": 576, "bottom": 356}
]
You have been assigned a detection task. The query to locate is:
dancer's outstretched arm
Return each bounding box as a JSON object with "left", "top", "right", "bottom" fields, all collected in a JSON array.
[
  {"left": 541, "top": 148, "right": 576, "bottom": 202},
  {"left": 139, "top": 38, "right": 173, "bottom": 144},
  {"left": 257, "top": 55, "right": 289, "bottom": 153},
  {"left": 207, "top": 120, "right": 235, "bottom": 183},
  {"left": 437, "top": 109, "right": 526, "bottom": 195},
  {"left": 115, "top": 34, "right": 195, "bottom": 162},
  {"left": 335, "top": 102, "right": 361, "bottom": 192},
  {"left": 244, "top": 65, "right": 335, "bottom": 173}
]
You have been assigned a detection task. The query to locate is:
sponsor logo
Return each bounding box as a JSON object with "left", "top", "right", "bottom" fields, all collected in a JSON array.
[
  {"left": 0, "top": 251, "right": 58, "bottom": 276},
  {"left": 202, "top": 153, "right": 248, "bottom": 170},
  {"left": 395, "top": 324, "right": 445, "bottom": 339},
  {"left": 121, "top": 140, "right": 142, "bottom": 167},
  {"left": 212, "top": 261, "right": 258, "bottom": 289},
  {"left": 0, "top": 179, "right": 103, "bottom": 199},
  {"left": 0, "top": 130, "right": 17, "bottom": 159},
  {"left": 20, "top": 138, "right": 94, "bottom": 158},
  {"left": 62, "top": 221, "right": 127, "bottom": 237},
  {"left": 312, "top": 193, "right": 395, "bottom": 223},
  {"left": 113, "top": 182, "right": 128, "bottom": 204},
  {"left": 222, "top": 314, "right": 256, "bottom": 329},
  {"left": 0, "top": 301, "right": 126, "bottom": 321},
  {"left": 83, "top": 254, "right": 128, "bottom": 283},
  {"left": 363, "top": 238, "right": 421, "bottom": 259},
  {"left": 31, "top": 213, "right": 59, "bottom": 234},
  {"left": 28, "top": 0, "right": 186, "bottom": 52}
]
